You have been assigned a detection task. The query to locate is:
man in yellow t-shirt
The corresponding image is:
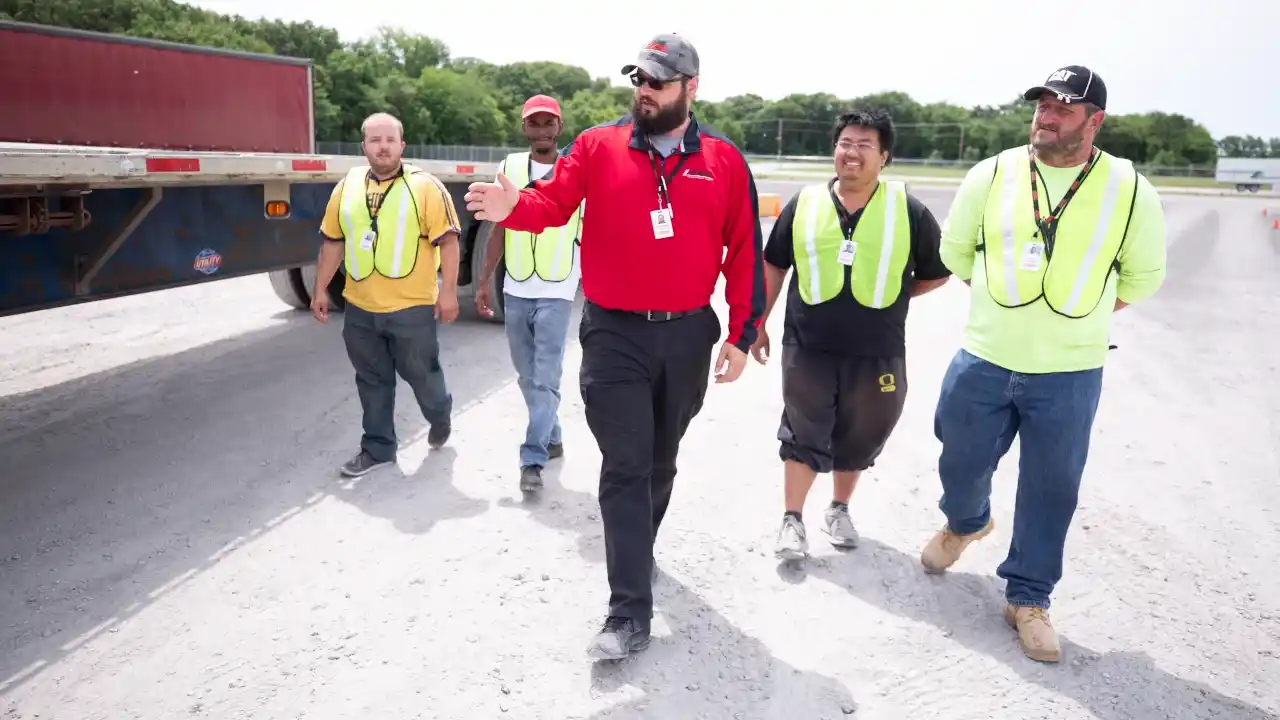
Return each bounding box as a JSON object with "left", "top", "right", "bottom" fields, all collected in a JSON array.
[
  {"left": 311, "top": 112, "right": 463, "bottom": 478},
  {"left": 919, "top": 67, "right": 1166, "bottom": 664}
]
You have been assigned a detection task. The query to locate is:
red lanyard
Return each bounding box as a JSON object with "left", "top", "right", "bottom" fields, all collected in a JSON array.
[{"left": 1028, "top": 146, "right": 1097, "bottom": 258}]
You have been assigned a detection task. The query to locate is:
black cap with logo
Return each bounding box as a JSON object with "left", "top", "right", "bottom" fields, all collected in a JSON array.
[
  {"left": 620, "top": 33, "right": 700, "bottom": 82},
  {"left": 1023, "top": 65, "right": 1107, "bottom": 111}
]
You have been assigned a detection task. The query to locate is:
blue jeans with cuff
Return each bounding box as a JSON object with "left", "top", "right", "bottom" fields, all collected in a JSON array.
[
  {"left": 933, "top": 349, "right": 1103, "bottom": 610},
  {"left": 503, "top": 294, "right": 574, "bottom": 468}
]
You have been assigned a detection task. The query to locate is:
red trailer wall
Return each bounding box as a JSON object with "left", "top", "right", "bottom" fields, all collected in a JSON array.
[{"left": 0, "top": 22, "right": 314, "bottom": 153}]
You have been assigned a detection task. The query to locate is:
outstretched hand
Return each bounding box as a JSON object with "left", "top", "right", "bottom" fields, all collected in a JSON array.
[{"left": 464, "top": 173, "right": 520, "bottom": 223}]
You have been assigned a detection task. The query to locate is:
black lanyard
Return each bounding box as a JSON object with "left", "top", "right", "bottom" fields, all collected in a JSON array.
[
  {"left": 827, "top": 181, "right": 879, "bottom": 241},
  {"left": 648, "top": 146, "right": 690, "bottom": 210},
  {"left": 364, "top": 168, "right": 404, "bottom": 234},
  {"left": 1028, "top": 147, "right": 1097, "bottom": 258}
]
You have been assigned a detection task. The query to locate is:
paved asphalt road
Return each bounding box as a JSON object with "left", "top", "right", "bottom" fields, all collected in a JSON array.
[{"left": 1, "top": 185, "right": 1277, "bottom": 719}]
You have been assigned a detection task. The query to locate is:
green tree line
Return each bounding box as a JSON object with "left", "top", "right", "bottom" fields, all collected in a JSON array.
[{"left": 4, "top": 0, "right": 1275, "bottom": 165}]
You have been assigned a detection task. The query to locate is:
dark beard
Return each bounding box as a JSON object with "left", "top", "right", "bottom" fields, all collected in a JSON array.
[
  {"left": 633, "top": 94, "right": 689, "bottom": 136},
  {"left": 1029, "top": 123, "right": 1085, "bottom": 163}
]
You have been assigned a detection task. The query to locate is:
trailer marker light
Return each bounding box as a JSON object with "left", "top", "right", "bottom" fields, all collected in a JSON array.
[
  {"left": 265, "top": 201, "right": 291, "bottom": 218},
  {"left": 146, "top": 157, "right": 200, "bottom": 173},
  {"left": 456, "top": 164, "right": 476, "bottom": 174},
  {"left": 292, "top": 159, "right": 327, "bottom": 172}
]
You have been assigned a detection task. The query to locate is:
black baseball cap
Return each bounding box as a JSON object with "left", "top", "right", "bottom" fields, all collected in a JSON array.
[
  {"left": 1023, "top": 65, "right": 1107, "bottom": 111},
  {"left": 620, "top": 33, "right": 700, "bottom": 82}
]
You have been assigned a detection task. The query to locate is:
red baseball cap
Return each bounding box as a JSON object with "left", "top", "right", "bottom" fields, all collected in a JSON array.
[{"left": 522, "top": 94, "right": 561, "bottom": 119}]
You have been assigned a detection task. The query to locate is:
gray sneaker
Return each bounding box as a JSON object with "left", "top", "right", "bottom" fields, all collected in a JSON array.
[
  {"left": 774, "top": 514, "right": 808, "bottom": 561},
  {"left": 340, "top": 450, "right": 393, "bottom": 478},
  {"left": 823, "top": 504, "right": 860, "bottom": 548}
]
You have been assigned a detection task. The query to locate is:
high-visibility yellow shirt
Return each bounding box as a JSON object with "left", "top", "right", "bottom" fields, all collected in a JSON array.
[{"left": 939, "top": 150, "right": 1167, "bottom": 374}]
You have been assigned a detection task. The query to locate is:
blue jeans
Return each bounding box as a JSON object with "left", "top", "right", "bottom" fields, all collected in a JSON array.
[
  {"left": 933, "top": 349, "right": 1103, "bottom": 609},
  {"left": 503, "top": 294, "right": 574, "bottom": 468}
]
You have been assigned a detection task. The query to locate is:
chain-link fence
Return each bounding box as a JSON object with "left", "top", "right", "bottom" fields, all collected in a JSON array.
[
  {"left": 316, "top": 143, "right": 1218, "bottom": 180},
  {"left": 316, "top": 143, "right": 523, "bottom": 163}
]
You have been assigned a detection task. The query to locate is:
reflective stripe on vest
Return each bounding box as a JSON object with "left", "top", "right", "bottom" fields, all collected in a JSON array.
[
  {"left": 979, "top": 146, "right": 1138, "bottom": 317},
  {"left": 338, "top": 165, "right": 423, "bottom": 282},
  {"left": 500, "top": 151, "right": 581, "bottom": 283},
  {"left": 791, "top": 180, "right": 911, "bottom": 308}
]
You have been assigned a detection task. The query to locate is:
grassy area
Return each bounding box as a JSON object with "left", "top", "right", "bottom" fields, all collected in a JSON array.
[{"left": 754, "top": 161, "right": 1252, "bottom": 190}]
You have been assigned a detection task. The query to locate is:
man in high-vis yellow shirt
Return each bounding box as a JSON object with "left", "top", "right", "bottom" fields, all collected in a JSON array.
[
  {"left": 311, "top": 112, "right": 463, "bottom": 478},
  {"left": 920, "top": 66, "right": 1166, "bottom": 663}
]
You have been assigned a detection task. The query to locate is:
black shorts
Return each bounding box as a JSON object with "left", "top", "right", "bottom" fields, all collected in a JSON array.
[{"left": 777, "top": 344, "right": 908, "bottom": 473}]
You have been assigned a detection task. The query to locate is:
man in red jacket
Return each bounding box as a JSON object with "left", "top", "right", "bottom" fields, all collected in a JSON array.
[{"left": 465, "top": 32, "right": 765, "bottom": 661}]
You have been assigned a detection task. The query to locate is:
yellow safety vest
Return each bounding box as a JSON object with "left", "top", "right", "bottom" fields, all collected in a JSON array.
[
  {"left": 978, "top": 146, "right": 1138, "bottom": 318},
  {"left": 499, "top": 151, "right": 581, "bottom": 283},
  {"left": 337, "top": 165, "right": 425, "bottom": 282},
  {"left": 791, "top": 180, "right": 912, "bottom": 308}
]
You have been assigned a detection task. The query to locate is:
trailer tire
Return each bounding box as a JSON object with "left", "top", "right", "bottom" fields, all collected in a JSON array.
[
  {"left": 301, "top": 265, "right": 347, "bottom": 312},
  {"left": 268, "top": 268, "right": 311, "bottom": 310},
  {"left": 470, "top": 221, "right": 506, "bottom": 323},
  {"left": 269, "top": 266, "right": 347, "bottom": 312}
]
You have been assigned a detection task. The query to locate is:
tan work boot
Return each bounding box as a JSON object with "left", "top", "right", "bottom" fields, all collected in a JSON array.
[
  {"left": 1004, "top": 604, "right": 1061, "bottom": 662},
  {"left": 919, "top": 518, "right": 994, "bottom": 573}
]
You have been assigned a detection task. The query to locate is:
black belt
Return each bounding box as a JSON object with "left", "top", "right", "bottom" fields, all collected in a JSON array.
[
  {"left": 628, "top": 307, "right": 707, "bottom": 322},
  {"left": 591, "top": 301, "right": 709, "bottom": 322}
]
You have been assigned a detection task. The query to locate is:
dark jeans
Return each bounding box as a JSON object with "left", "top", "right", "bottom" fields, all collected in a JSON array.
[
  {"left": 933, "top": 349, "right": 1103, "bottom": 609},
  {"left": 578, "top": 301, "right": 720, "bottom": 623},
  {"left": 342, "top": 303, "right": 453, "bottom": 462}
]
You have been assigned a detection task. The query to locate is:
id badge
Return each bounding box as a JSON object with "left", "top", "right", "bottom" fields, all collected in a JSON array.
[
  {"left": 651, "top": 208, "right": 674, "bottom": 239},
  {"left": 1019, "top": 241, "right": 1044, "bottom": 271},
  {"left": 360, "top": 230, "right": 375, "bottom": 252},
  {"left": 837, "top": 239, "right": 857, "bottom": 266}
]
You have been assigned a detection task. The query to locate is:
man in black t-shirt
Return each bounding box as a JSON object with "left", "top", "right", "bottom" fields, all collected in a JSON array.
[{"left": 750, "top": 109, "right": 951, "bottom": 561}]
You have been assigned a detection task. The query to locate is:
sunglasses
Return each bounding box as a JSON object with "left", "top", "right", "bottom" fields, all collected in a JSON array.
[{"left": 629, "top": 72, "right": 679, "bottom": 91}]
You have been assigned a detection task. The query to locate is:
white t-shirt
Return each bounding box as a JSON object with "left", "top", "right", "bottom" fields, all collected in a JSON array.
[{"left": 498, "top": 157, "right": 581, "bottom": 302}]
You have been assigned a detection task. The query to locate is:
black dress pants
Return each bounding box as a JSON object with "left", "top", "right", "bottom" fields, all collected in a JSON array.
[{"left": 578, "top": 300, "right": 721, "bottom": 623}]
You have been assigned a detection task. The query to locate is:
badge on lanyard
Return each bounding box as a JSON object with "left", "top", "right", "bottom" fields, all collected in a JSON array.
[
  {"left": 1019, "top": 241, "right": 1045, "bottom": 271},
  {"left": 360, "top": 229, "right": 375, "bottom": 252},
  {"left": 651, "top": 207, "right": 674, "bottom": 239},
  {"left": 838, "top": 239, "right": 857, "bottom": 266}
]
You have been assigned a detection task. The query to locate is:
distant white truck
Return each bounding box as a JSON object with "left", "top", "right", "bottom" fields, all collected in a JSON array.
[{"left": 1214, "top": 157, "right": 1280, "bottom": 193}]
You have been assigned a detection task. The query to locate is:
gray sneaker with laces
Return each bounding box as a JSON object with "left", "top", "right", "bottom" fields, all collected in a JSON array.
[
  {"left": 774, "top": 514, "right": 808, "bottom": 561},
  {"left": 823, "top": 504, "right": 860, "bottom": 548}
]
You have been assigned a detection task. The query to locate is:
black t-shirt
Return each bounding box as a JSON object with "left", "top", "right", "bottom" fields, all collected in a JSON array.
[{"left": 764, "top": 179, "right": 950, "bottom": 357}]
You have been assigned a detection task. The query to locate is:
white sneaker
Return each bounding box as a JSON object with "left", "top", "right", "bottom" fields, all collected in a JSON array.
[
  {"left": 774, "top": 514, "right": 808, "bottom": 561},
  {"left": 823, "top": 504, "right": 860, "bottom": 549}
]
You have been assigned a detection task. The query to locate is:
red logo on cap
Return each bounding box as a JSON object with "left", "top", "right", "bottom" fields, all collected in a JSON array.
[{"left": 645, "top": 42, "right": 668, "bottom": 52}]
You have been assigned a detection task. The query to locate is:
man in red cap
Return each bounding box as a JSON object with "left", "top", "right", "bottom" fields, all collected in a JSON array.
[{"left": 475, "top": 94, "right": 584, "bottom": 493}]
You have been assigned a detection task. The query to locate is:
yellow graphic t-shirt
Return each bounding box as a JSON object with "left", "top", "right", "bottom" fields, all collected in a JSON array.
[{"left": 320, "top": 166, "right": 461, "bottom": 313}]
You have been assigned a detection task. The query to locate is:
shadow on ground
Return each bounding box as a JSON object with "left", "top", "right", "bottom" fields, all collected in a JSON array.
[
  {"left": 0, "top": 308, "right": 520, "bottom": 694},
  {"left": 586, "top": 568, "right": 857, "bottom": 719},
  {"left": 787, "top": 537, "right": 1277, "bottom": 720}
]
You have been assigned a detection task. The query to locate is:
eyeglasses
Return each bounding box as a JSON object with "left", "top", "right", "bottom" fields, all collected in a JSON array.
[
  {"left": 629, "top": 72, "right": 678, "bottom": 91},
  {"left": 836, "top": 140, "right": 879, "bottom": 152}
]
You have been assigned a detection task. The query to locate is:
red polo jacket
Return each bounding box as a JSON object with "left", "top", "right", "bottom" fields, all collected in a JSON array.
[{"left": 500, "top": 113, "right": 765, "bottom": 352}]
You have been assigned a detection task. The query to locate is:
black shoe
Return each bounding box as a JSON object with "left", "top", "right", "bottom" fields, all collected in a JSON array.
[
  {"left": 586, "top": 616, "right": 650, "bottom": 661},
  {"left": 547, "top": 442, "right": 564, "bottom": 460},
  {"left": 340, "top": 450, "right": 393, "bottom": 478},
  {"left": 519, "top": 465, "right": 543, "bottom": 493},
  {"left": 427, "top": 422, "right": 451, "bottom": 449}
]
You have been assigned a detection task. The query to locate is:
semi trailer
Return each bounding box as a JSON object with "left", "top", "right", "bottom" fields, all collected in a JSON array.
[{"left": 0, "top": 21, "right": 513, "bottom": 322}]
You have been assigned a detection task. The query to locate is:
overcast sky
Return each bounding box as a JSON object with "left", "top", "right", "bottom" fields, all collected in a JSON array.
[{"left": 189, "top": 0, "right": 1278, "bottom": 139}]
